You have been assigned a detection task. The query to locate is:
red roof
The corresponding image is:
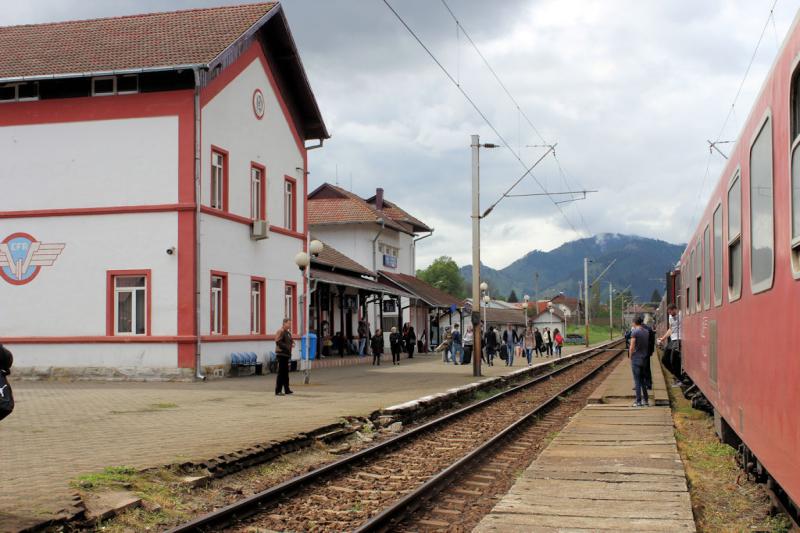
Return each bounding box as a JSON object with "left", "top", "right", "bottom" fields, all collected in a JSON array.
[
  {"left": 0, "top": 3, "right": 277, "bottom": 79},
  {"left": 308, "top": 183, "right": 413, "bottom": 234},
  {"left": 379, "top": 271, "right": 462, "bottom": 308}
]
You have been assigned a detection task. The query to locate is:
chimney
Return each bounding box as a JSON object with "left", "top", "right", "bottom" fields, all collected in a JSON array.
[{"left": 376, "top": 187, "right": 384, "bottom": 211}]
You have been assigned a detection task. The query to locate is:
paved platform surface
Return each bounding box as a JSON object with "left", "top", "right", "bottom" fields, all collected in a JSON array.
[
  {"left": 474, "top": 359, "right": 696, "bottom": 532},
  {"left": 0, "top": 348, "right": 588, "bottom": 530},
  {"left": 589, "top": 354, "right": 668, "bottom": 405}
]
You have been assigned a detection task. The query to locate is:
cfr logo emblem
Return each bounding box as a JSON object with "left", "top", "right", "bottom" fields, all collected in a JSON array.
[
  {"left": 0, "top": 233, "right": 65, "bottom": 285},
  {"left": 252, "top": 89, "right": 265, "bottom": 120}
]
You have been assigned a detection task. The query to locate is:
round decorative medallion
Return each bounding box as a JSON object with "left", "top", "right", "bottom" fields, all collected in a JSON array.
[{"left": 252, "top": 89, "right": 265, "bottom": 120}]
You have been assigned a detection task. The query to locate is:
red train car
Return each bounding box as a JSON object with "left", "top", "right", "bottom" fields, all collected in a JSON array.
[{"left": 680, "top": 11, "right": 800, "bottom": 518}]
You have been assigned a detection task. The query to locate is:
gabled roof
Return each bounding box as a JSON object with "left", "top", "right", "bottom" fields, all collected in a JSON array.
[
  {"left": 379, "top": 271, "right": 462, "bottom": 308},
  {"left": 308, "top": 183, "right": 412, "bottom": 234},
  {"left": 0, "top": 2, "right": 328, "bottom": 140},
  {"left": 311, "top": 239, "right": 372, "bottom": 276},
  {"left": 364, "top": 196, "right": 432, "bottom": 233},
  {"left": 484, "top": 308, "right": 527, "bottom": 326}
]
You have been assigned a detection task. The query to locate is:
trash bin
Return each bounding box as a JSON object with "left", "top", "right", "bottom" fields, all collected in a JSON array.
[{"left": 300, "top": 332, "right": 318, "bottom": 361}]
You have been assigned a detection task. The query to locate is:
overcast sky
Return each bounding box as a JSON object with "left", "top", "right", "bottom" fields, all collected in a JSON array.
[{"left": 4, "top": 1, "right": 797, "bottom": 270}]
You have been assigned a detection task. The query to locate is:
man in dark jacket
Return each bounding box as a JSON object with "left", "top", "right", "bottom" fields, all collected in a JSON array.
[
  {"left": 641, "top": 320, "right": 656, "bottom": 391},
  {"left": 371, "top": 329, "right": 384, "bottom": 365},
  {"left": 389, "top": 327, "right": 402, "bottom": 365},
  {"left": 275, "top": 318, "right": 294, "bottom": 396}
]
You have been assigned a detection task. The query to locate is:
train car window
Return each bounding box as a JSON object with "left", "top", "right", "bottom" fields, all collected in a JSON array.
[
  {"left": 703, "top": 225, "right": 711, "bottom": 309},
  {"left": 749, "top": 116, "right": 774, "bottom": 293},
  {"left": 791, "top": 66, "right": 800, "bottom": 276},
  {"left": 695, "top": 242, "right": 702, "bottom": 312},
  {"left": 690, "top": 248, "right": 696, "bottom": 313},
  {"left": 713, "top": 204, "right": 723, "bottom": 306},
  {"left": 728, "top": 173, "right": 742, "bottom": 301}
]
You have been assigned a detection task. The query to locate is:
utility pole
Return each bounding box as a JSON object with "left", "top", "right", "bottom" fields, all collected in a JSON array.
[
  {"left": 534, "top": 272, "right": 539, "bottom": 304},
  {"left": 609, "top": 282, "right": 613, "bottom": 340},
  {"left": 584, "top": 257, "right": 590, "bottom": 347},
  {"left": 471, "top": 134, "right": 482, "bottom": 377},
  {"left": 577, "top": 280, "right": 582, "bottom": 325}
]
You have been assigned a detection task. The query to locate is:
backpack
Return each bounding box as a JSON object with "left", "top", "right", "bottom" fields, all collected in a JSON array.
[
  {"left": 646, "top": 326, "right": 656, "bottom": 356},
  {"left": 0, "top": 345, "right": 12, "bottom": 373},
  {"left": 499, "top": 344, "right": 509, "bottom": 360}
]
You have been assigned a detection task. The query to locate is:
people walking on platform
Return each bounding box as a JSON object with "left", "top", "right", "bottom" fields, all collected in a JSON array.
[
  {"left": 628, "top": 316, "right": 649, "bottom": 407},
  {"left": 358, "top": 321, "right": 368, "bottom": 356},
  {"left": 524, "top": 327, "right": 535, "bottom": 365},
  {"left": 463, "top": 324, "right": 474, "bottom": 365},
  {"left": 451, "top": 324, "right": 463, "bottom": 365},
  {"left": 371, "top": 328, "right": 384, "bottom": 365},
  {"left": 484, "top": 326, "right": 498, "bottom": 366},
  {"left": 404, "top": 324, "right": 417, "bottom": 359},
  {"left": 503, "top": 324, "right": 518, "bottom": 366},
  {"left": 534, "top": 328, "right": 544, "bottom": 357},
  {"left": 543, "top": 327, "right": 553, "bottom": 355},
  {"left": 389, "top": 327, "right": 402, "bottom": 365},
  {"left": 657, "top": 304, "right": 682, "bottom": 386},
  {"left": 641, "top": 319, "right": 656, "bottom": 390},
  {"left": 440, "top": 326, "right": 453, "bottom": 363},
  {"left": 275, "top": 318, "right": 294, "bottom": 396},
  {"left": 553, "top": 328, "right": 564, "bottom": 357}
]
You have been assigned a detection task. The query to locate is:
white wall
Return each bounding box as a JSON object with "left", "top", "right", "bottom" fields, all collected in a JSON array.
[
  {"left": 198, "top": 49, "right": 308, "bottom": 365},
  {"left": 201, "top": 56, "right": 305, "bottom": 230},
  {"left": 10, "top": 343, "right": 177, "bottom": 368},
  {"left": 0, "top": 212, "right": 178, "bottom": 336},
  {"left": 311, "top": 224, "right": 378, "bottom": 271},
  {"left": 0, "top": 117, "right": 179, "bottom": 211}
]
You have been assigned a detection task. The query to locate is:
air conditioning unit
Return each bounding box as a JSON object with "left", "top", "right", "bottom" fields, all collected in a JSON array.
[{"left": 251, "top": 219, "right": 269, "bottom": 240}]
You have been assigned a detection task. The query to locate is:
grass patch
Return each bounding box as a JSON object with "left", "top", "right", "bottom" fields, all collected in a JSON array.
[
  {"left": 73, "top": 466, "right": 138, "bottom": 491},
  {"left": 664, "top": 361, "right": 791, "bottom": 532},
  {"left": 473, "top": 387, "right": 502, "bottom": 402}
]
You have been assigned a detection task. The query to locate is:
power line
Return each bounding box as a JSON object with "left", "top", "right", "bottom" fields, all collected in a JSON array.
[
  {"left": 439, "top": 0, "right": 592, "bottom": 236},
  {"left": 381, "top": 0, "right": 580, "bottom": 235},
  {"left": 685, "top": 0, "right": 779, "bottom": 240}
]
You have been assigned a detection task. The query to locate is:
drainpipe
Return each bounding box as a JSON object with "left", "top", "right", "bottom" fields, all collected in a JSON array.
[
  {"left": 193, "top": 67, "right": 206, "bottom": 381},
  {"left": 371, "top": 218, "right": 386, "bottom": 330},
  {"left": 412, "top": 229, "right": 434, "bottom": 272}
]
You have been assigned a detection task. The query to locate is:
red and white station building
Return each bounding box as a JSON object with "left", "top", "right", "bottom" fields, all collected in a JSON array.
[{"left": 0, "top": 3, "right": 328, "bottom": 378}]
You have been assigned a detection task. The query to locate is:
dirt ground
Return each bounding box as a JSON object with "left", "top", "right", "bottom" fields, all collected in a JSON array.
[{"left": 665, "top": 365, "right": 793, "bottom": 533}]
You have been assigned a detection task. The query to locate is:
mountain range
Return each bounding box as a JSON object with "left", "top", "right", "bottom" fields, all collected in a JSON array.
[{"left": 460, "top": 234, "right": 684, "bottom": 302}]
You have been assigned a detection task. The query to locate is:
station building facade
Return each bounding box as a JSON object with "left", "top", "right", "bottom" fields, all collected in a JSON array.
[{"left": 0, "top": 3, "right": 328, "bottom": 378}]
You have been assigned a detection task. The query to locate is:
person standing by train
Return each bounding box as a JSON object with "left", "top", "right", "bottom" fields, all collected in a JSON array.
[
  {"left": 641, "top": 319, "right": 656, "bottom": 391},
  {"left": 658, "top": 304, "right": 682, "bottom": 386},
  {"left": 628, "top": 316, "right": 649, "bottom": 407},
  {"left": 275, "top": 318, "right": 294, "bottom": 396}
]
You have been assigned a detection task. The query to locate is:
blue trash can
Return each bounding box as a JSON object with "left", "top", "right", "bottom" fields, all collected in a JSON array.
[{"left": 300, "top": 332, "right": 317, "bottom": 360}]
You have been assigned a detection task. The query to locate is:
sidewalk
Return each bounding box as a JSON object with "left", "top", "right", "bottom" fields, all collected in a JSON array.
[{"left": 0, "top": 346, "right": 591, "bottom": 530}]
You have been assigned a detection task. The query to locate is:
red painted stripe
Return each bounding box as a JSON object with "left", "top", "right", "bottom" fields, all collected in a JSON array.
[
  {"left": 0, "top": 203, "right": 195, "bottom": 219},
  {"left": 269, "top": 225, "right": 305, "bottom": 240},
  {"left": 200, "top": 205, "right": 254, "bottom": 226}
]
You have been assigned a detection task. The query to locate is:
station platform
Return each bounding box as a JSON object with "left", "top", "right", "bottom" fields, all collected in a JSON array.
[
  {"left": 474, "top": 357, "right": 696, "bottom": 532},
  {"left": 0, "top": 347, "right": 590, "bottom": 531},
  {"left": 589, "top": 353, "right": 668, "bottom": 405}
]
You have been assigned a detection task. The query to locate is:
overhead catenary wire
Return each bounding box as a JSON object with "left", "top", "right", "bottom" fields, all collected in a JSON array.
[
  {"left": 439, "top": 0, "right": 592, "bottom": 237},
  {"left": 685, "top": 0, "right": 779, "bottom": 240},
  {"left": 381, "top": 0, "right": 581, "bottom": 235}
]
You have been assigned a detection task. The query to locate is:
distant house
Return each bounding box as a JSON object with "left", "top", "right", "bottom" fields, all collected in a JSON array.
[{"left": 308, "top": 184, "right": 452, "bottom": 347}]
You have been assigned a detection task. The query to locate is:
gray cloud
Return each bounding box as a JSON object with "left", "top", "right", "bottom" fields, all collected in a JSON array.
[{"left": 3, "top": 0, "right": 796, "bottom": 270}]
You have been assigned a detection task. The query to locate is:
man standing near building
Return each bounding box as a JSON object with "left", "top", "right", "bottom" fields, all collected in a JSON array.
[
  {"left": 658, "top": 304, "right": 682, "bottom": 386},
  {"left": 628, "top": 316, "right": 649, "bottom": 407},
  {"left": 502, "top": 324, "right": 517, "bottom": 366},
  {"left": 389, "top": 326, "right": 402, "bottom": 365},
  {"left": 275, "top": 318, "right": 294, "bottom": 396},
  {"left": 451, "top": 324, "right": 463, "bottom": 365}
]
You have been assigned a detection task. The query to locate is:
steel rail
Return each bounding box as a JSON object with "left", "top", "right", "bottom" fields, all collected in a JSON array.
[
  {"left": 166, "top": 340, "right": 623, "bottom": 533},
  {"left": 356, "top": 345, "right": 625, "bottom": 532}
]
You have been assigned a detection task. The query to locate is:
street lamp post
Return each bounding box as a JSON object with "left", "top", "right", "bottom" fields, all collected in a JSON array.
[
  {"left": 294, "top": 239, "right": 323, "bottom": 385},
  {"left": 523, "top": 294, "right": 530, "bottom": 333}
]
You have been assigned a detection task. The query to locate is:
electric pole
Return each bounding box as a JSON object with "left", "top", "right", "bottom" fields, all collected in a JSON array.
[
  {"left": 609, "top": 282, "right": 613, "bottom": 340},
  {"left": 584, "top": 257, "right": 590, "bottom": 347},
  {"left": 471, "top": 135, "right": 482, "bottom": 377}
]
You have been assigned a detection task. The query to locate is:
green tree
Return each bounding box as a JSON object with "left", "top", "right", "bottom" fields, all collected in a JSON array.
[
  {"left": 507, "top": 290, "right": 519, "bottom": 302},
  {"left": 417, "top": 256, "right": 465, "bottom": 298},
  {"left": 650, "top": 289, "right": 662, "bottom": 303}
]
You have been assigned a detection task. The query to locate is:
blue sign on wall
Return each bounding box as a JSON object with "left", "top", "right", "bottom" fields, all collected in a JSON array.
[{"left": 383, "top": 254, "right": 397, "bottom": 268}]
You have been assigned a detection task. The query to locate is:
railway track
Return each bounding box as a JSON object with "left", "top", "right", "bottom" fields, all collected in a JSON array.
[{"left": 167, "top": 340, "right": 625, "bottom": 533}]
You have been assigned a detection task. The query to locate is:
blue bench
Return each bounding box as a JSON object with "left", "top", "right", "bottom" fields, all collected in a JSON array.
[{"left": 230, "top": 352, "right": 263, "bottom": 376}]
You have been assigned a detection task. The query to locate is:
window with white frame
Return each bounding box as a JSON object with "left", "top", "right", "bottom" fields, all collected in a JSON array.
[
  {"left": 251, "top": 279, "right": 263, "bottom": 334},
  {"left": 0, "top": 82, "right": 39, "bottom": 103},
  {"left": 284, "top": 284, "right": 296, "bottom": 326},
  {"left": 251, "top": 166, "right": 264, "bottom": 220},
  {"left": 703, "top": 225, "right": 711, "bottom": 309},
  {"left": 114, "top": 276, "right": 147, "bottom": 335},
  {"left": 211, "top": 151, "right": 225, "bottom": 210},
  {"left": 211, "top": 275, "right": 225, "bottom": 334},
  {"left": 284, "top": 179, "right": 294, "bottom": 229},
  {"left": 91, "top": 75, "right": 138, "bottom": 96},
  {"left": 749, "top": 117, "right": 774, "bottom": 292},
  {"left": 713, "top": 204, "right": 723, "bottom": 306}
]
